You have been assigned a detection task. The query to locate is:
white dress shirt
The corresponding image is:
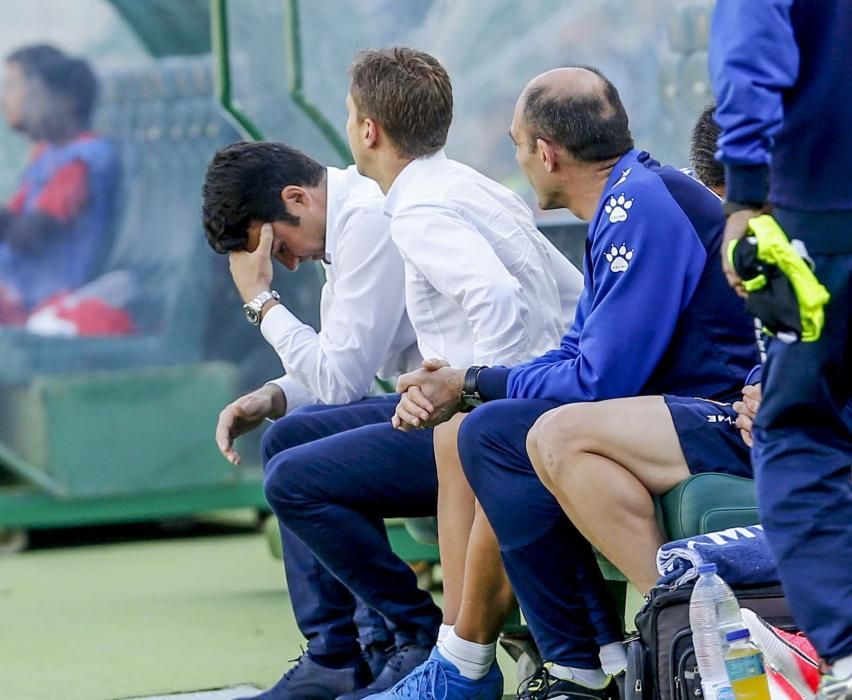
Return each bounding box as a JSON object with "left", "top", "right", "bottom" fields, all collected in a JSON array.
[
  {"left": 384, "top": 151, "right": 583, "bottom": 367},
  {"left": 262, "top": 165, "right": 419, "bottom": 413}
]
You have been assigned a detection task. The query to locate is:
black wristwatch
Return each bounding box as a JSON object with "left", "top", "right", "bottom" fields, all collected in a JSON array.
[
  {"left": 460, "top": 365, "right": 487, "bottom": 411},
  {"left": 723, "top": 200, "right": 765, "bottom": 218}
]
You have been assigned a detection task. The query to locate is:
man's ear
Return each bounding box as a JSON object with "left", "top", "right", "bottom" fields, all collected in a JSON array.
[
  {"left": 363, "top": 117, "right": 379, "bottom": 149},
  {"left": 281, "top": 185, "right": 307, "bottom": 211},
  {"left": 537, "top": 138, "right": 558, "bottom": 173}
]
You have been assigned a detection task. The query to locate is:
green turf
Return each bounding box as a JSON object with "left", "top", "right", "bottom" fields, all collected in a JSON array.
[
  {"left": 123, "top": 688, "right": 261, "bottom": 699},
  {"left": 0, "top": 533, "right": 300, "bottom": 700},
  {"left": 0, "top": 529, "right": 520, "bottom": 700}
]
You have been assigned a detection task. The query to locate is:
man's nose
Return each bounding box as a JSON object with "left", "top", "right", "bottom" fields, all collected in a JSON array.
[{"left": 276, "top": 251, "right": 299, "bottom": 271}]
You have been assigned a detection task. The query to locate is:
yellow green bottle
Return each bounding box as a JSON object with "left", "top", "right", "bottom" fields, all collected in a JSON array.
[{"left": 724, "top": 628, "right": 771, "bottom": 700}]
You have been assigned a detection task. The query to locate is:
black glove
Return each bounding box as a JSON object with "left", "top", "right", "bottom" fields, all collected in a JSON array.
[{"left": 731, "top": 237, "right": 804, "bottom": 341}]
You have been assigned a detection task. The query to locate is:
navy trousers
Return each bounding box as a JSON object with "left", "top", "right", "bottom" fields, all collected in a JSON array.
[
  {"left": 752, "top": 212, "right": 852, "bottom": 663},
  {"left": 459, "top": 399, "right": 624, "bottom": 669},
  {"left": 262, "top": 394, "right": 441, "bottom": 661},
  {"left": 262, "top": 398, "right": 394, "bottom": 659}
]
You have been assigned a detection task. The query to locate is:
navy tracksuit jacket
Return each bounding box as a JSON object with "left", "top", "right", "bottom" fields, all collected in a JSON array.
[{"left": 463, "top": 149, "right": 758, "bottom": 667}]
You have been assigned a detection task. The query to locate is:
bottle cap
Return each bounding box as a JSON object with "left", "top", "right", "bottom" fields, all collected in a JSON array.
[
  {"left": 726, "top": 629, "right": 750, "bottom": 642},
  {"left": 697, "top": 563, "right": 718, "bottom": 574}
]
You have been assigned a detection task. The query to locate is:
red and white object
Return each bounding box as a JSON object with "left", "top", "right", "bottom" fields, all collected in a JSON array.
[{"left": 741, "top": 608, "right": 820, "bottom": 700}]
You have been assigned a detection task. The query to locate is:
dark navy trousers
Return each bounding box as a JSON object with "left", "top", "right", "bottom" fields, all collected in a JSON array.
[
  {"left": 262, "top": 398, "right": 392, "bottom": 658},
  {"left": 262, "top": 394, "right": 441, "bottom": 662},
  {"left": 752, "top": 213, "right": 852, "bottom": 663},
  {"left": 459, "top": 399, "right": 624, "bottom": 669}
]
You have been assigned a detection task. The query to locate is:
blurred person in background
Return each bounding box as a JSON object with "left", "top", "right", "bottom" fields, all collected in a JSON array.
[
  {"left": 0, "top": 44, "right": 120, "bottom": 325},
  {"left": 710, "top": 2, "right": 852, "bottom": 696}
]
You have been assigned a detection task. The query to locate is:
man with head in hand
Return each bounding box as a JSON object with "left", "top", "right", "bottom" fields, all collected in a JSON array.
[{"left": 202, "top": 140, "right": 422, "bottom": 698}]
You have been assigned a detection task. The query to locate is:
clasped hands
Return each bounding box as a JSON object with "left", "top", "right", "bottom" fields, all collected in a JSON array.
[
  {"left": 395, "top": 359, "right": 763, "bottom": 446},
  {"left": 392, "top": 359, "right": 467, "bottom": 431}
]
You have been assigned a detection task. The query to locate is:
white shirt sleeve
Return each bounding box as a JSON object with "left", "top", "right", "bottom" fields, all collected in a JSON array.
[
  {"left": 260, "top": 205, "right": 408, "bottom": 413},
  {"left": 541, "top": 235, "right": 584, "bottom": 326},
  {"left": 392, "top": 204, "right": 531, "bottom": 366}
]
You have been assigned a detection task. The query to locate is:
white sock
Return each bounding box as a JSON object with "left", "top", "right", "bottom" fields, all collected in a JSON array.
[
  {"left": 832, "top": 654, "right": 852, "bottom": 679},
  {"left": 599, "top": 641, "right": 628, "bottom": 675},
  {"left": 550, "top": 663, "right": 609, "bottom": 688},
  {"left": 437, "top": 627, "right": 496, "bottom": 680},
  {"left": 437, "top": 623, "right": 453, "bottom": 645}
]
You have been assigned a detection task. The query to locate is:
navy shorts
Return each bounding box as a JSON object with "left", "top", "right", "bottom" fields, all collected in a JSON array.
[{"left": 663, "top": 394, "right": 753, "bottom": 478}]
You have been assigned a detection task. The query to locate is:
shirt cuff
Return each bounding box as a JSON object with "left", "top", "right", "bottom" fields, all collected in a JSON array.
[
  {"left": 477, "top": 366, "right": 511, "bottom": 401},
  {"left": 724, "top": 163, "right": 770, "bottom": 206},
  {"left": 260, "top": 303, "right": 306, "bottom": 347},
  {"left": 266, "top": 375, "right": 319, "bottom": 415}
]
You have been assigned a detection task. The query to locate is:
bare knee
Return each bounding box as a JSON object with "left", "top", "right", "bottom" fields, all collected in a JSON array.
[
  {"left": 434, "top": 415, "right": 463, "bottom": 454},
  {"left": 434, "top": 415, "right": 468, "bottom": 484},
  {"left": 528, "top": 404, "right": 597, "bottom": 486}
]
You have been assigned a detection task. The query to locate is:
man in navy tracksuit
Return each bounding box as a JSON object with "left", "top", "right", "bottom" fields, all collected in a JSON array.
[
  {"left": 710, "top": 1, "right": 852, "bottom": 693},
  {"left": 391, "top": 67, "right": 757, "bottom": 699}
]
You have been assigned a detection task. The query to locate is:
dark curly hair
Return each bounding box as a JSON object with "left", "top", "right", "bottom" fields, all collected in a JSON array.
[
  {"left": 202, "top": 141, "right": 326, "bottom": 254},
  {"left": 690, "top": 103, "right": 724, "bottom": 191}
]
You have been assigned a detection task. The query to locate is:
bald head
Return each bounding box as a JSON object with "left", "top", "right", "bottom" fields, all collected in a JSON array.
[
  {"left": 523, "top": 67, "right": 609, "bottom": 106},
  {"left": 515, "top": 64, "right": 633, "bottom": 163}
]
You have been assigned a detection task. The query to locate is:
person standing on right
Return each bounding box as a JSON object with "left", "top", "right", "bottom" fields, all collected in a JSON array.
[{"left": 710, "top": 2, "right": 852, "bottom": 697}]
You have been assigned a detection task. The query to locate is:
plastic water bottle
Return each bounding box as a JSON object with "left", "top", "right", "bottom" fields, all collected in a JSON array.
[
  {"left": 689, "top": 563, "right": 742, "bottom": 700},
  {"left": 724, "top": 629, "right": 772, "bottom": 700}
]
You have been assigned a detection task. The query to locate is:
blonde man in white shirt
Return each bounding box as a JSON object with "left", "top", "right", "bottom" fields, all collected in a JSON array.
[
  {"left": 203, "top": 140, "right": 428, "bottom": 700},
  {"left": 344, "top": 48, "right": 590, "bottom": 700},
  {"left": 249, "top": 49, "right": 582, "bottom": 700}
]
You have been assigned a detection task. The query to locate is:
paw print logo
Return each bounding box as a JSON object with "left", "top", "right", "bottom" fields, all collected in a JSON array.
[
  {"left": 605, "top": 244, "right": 634, "bottom": 273},
  {"left": 604, "top": 194, "right": 634, "bottom": 223}
]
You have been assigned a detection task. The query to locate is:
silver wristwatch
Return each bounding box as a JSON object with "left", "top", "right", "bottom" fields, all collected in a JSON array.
[{"left": 243, "top": 289, "right": 280, "bottom": 326}]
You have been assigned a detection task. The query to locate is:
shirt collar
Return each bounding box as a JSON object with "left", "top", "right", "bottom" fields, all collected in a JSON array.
[
  {"left": 324, "top": 166, "right": 347, "bottom": 262},
  {"left": 383, "top": 149, "right": 448, "bottom": 216},
  {"left": 603, "top": 148, "right": 640, "bottom": 191}
]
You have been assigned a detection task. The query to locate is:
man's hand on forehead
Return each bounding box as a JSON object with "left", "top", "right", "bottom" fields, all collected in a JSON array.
[{"left": 229, "top": 223, "right": 274, "bottom": 303}]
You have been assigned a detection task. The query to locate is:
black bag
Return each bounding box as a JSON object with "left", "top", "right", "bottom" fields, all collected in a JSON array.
[{"left": 625, "top": 583, "right": 794, "bottom": 700}]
